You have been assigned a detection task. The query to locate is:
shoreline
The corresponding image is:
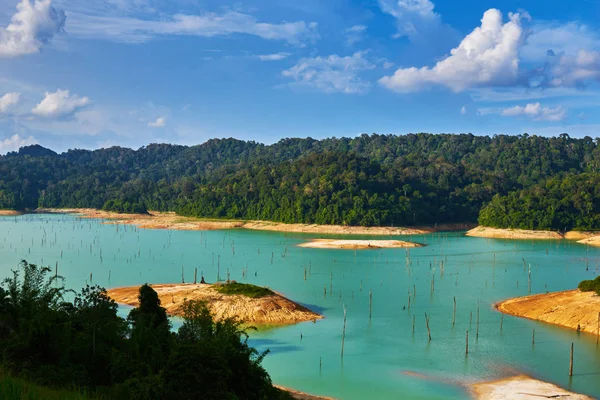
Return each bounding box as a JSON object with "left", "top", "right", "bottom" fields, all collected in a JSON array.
[
  {"left": 578, "top": 235, "right": 600, "bottom": 247},
  {"left": 496, "top": 290, "right": 600, "bottom": 335},
  {"left": 298, "top": 239, "right": 423, "bottom": 249},
  {"left": 274, "top": 385, "right": 336, "bottom": 400},
  {"left": 107, "top": 283, "right": 323, "bottom": 325},
  {"left": 470, "top": 375, "right": 592, "bottom": 399},
  {"left": 466, "top": 226, "right": 564, "bottom": 240},
  {"left": 35, "top": 208, "right": 470, "bottom": 235},
  {"left": 0, "top": 210, "right": 22, "bottom": 216}
]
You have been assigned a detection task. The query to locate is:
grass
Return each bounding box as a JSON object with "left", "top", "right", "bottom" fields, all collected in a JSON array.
[
  {"left": 216, "top": 282, "right": 274, "bottom": 298},
  {"left": 578, "top": 276, "right": 600, "bottom": 295},
  {"left": 0, "top": 375, "right": 97, "bottom": 400}
]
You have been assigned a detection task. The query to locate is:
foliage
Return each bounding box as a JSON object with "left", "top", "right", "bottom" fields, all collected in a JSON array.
[
  {"left": 216, "top": 282, "right": 275, "bottom": 298},
  {"left": 0, "top": 133, "right": 599, "bottom": 228},
  {"left": 578, "top": 276, "right": 600, "bottom": 295},
  {"left": 0, "top": 262, "right": 288, "bottom": 399}
]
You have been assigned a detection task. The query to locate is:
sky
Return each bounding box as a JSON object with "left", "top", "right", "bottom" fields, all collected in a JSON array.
[{"left": 1, "top": 0, "right": 600, "bottom": 153}]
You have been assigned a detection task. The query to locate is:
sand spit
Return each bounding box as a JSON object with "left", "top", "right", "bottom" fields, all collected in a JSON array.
[
  {"left": 298, "top": 239, "right": 423, "bottom": 249},
  {"left": 0, "top": 210, "right": 22, "bottom": 216},
  {"left": 107, "top": 283, "right": 322, "bottom": 325},
  {"left": 578, "top": 235, "right": 600, "bottom": 248},
  {"left": 471, "top": 375, "right": 592, "bottom": 400},
  {"left": 496, "top": 290, "right": 600, "bottom": 335},
  {"left": 565, "top": 231, "right": 599, "bottom": 240},
  {"left": 466, "top": 226, "right": 563, "bottom": 240},
  {"left": 274, "top": 386, "right": 336, "bottom": 400}
]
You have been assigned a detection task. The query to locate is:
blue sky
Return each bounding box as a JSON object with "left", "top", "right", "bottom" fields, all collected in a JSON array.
[{"left": 1, "top": 0, "right": 600, "bottom": 152}]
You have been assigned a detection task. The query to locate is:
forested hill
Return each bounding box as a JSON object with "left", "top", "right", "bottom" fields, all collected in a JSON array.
[{"left": 1, "top": 133, "right": 600, "bottom": 230}]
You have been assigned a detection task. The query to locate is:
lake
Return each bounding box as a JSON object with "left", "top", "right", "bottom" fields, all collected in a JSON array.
[{"left": 0, "top": 213, "right": 599, "bottom": 399}]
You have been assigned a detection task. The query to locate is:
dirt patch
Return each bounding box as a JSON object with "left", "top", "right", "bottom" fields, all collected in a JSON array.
[
  {"left": 107, "top": 283, "right": 322, "bottom": 325},
  {"left": 471, "top": 375, "right": 592, "bottom": 399},
  {"left": 466, "top": 226, "right": 563, "bottom": 240},
  {"left": 496, "top": 290, "right": 600, "bottom": 335},
  {"left": 298, "top": 239, "right": 423, "bottom": 249}
]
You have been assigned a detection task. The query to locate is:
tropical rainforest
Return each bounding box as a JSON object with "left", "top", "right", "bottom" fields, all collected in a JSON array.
[
  {"left": 0, "top": 133, "right": 599, "bottom": 230},
  {"left": 0, "top": 261, "right": 290, "bottom": 400}
]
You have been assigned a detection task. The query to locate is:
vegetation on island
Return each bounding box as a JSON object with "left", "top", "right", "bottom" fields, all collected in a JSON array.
[
  {"left": 215, "top": 282, "right": 275, "bottom": 298},
  {"left": 0, "top": 133, "right": 599, "bottom": 230},
  {"left": 578, "top": 276, "right": 600, "bottom": 295},
  {"left": 0, "top": 261, "right": 291, "bottom": 400}
]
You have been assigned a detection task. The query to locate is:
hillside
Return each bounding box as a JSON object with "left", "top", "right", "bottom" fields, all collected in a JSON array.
[{"left": 1, "top": 133, "right": 599, "bottom": 229}]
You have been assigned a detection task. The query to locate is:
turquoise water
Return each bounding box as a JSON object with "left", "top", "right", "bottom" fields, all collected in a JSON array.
[{"left": 1, "top": 214, "right": 599, "bottom": 399}]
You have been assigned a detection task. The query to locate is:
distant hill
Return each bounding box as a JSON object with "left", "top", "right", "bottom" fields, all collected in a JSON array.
[{"left": 0, "top": 133, "right": 599, "bottom": 229}]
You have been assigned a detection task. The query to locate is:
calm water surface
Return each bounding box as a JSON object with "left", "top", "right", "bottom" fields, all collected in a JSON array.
[{"left": 1, "top": 214, "right": 599, "bottom": 399}]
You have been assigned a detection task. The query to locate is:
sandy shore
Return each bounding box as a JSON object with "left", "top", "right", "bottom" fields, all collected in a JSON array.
[
  {"left": 466, "top": 226, "right": 563, "bottom": 240},
  {"left": 36, "top": 208, "right": 468, "bottom": 235},
  {"left": 471, "top": 375, "right": 592, "bottom": 399},
  {"left": 578, "top": 235, "right": 600, "bottom": 248},
  {"left": 0, "top": 210, "right": 22, "bottom": 216},
  {"left": 107, "top": 283, "right": 322, "bottom": 325},
  {"left": 496, "top": 290, "right": 600, "bottom": 335},
  {"left": 564, "top": 231, "right": 599, "bottom": 240},
  {"left": 298, "top": 239, "right": 423, "bottom": 249},
  {"left": 274, "top": 386, "right": 336, "bottom": 400}
]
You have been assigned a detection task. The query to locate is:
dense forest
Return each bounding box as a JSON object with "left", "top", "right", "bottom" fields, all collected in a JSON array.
[
  {"left": 0, "top": 261, "right": 290, "bottom": 400},
  {"left": 1, "top": 133, "right": 599, "bottom": 230}
]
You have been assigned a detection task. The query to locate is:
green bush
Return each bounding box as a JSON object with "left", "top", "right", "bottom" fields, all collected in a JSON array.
[
  {"left": 578, "top": 276, "right": 600, "bottom": 295},
  {"left": 215, "top": 282, "right": 274, "bottom": 298}
]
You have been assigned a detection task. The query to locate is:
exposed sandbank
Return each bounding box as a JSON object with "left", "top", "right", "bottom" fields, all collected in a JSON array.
[
  {"left": 466, "top": 226, "right": 563, "bottom": 240},
  {"left": 0, "top": 210, "right": 22, "bottom": 216},
  {"left": 242, "top": 220, "right": 431, "bottom": 235},
  {"left": 496, "top": 290, "right": 600, "bottom": 335},
  {"left": 471, "top": 375, "right": 592, "bottom": 400},
  {"left": 578, "top": 235, "right": 600, "bottom": 248},
  {"left": 107, "top": 283, "right": 322, "bottom": 325},
  {"left": 564, "top": 231, "right": 599, "bottom": 240},
  {"left": 298, "top": 239, "right": 423, "bottom": 249}
]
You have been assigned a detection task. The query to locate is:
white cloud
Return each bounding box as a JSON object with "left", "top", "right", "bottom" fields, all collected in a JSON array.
[
  {"left": 258, "top": 52, "right": 290, "bottom": 61},
  {"left": 380, "top": 9, "right": 525, "bottom": 93},
  {"left": 282, "top": 51, "right": 375, "bottom": 94},
  {"left": 32, "top": 89, "right": 90, "bottom": 118},
  {"left": 0, "top": 92, "right": 21, "bottom": 112},
  {"left": 0, "top": 134, "right": 37, "bottom": 154},
  {"left": 0, "top": 0, "right": 66, "bottom": 57},
  {"left": 499, "top": 102, "right": 567, "bottom": 121},
  {"left": 460, "top": 106, "right": 467, "bottom": 115},
  {"left": 148, "top": 116, "right": 165, "bottom": 127},
  {"left": 65, "top": 9, "right": 319, "bottom": 45},
  {"left": 345, "top": 25, "right": 366, "bottom": 45}
]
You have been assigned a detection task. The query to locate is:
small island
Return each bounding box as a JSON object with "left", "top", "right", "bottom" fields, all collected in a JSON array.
[
  {"left": 298, "top": 239, "right": 423, "bottom": 249},
  {"left": 107, "top": 282, "right": 323, "bottom": 325}
]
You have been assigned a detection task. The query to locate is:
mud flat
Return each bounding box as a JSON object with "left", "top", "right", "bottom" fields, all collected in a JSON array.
[
  {"left": 107, "top": 283, "right": 322, "bottom": 325},
  {"left": 466, "top": 226, "right": 563, "bottom": 240},
  {"left": 578, "top": 235, "right": 600, "bottom": 248},
  {"left": 471, "top": 375, "right": 592, "bottom": 399},
  {"left": 496, "top": 290, "right": 600, "bottom": 335},
  {"left": 298, "top": 239, "right": 423, "bottom": 249}
]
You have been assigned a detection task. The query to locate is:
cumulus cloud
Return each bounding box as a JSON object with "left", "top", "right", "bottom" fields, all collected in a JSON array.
[
  {"left": 500, "top": 103, "right": 567, "bottom": 121},
  {"left": 547, "top": 50, "right": 600, "bottom": 87},
  {"left": 148, "top": 116, "right": 165, "bottom": 127},
  {"left": 32, "top": 89, "right": 90, "bottom": 118},
  {"left": 0, "top": 92, "right": 21, "bottom": 113},
  {"left": 282, "top": 51, "right": 375, "bottom": 94},
  {"left": 258, "top": 52, "right": 290, "bottom": 61},
  {"left": 380, "top": 9, "right": 525, "bottom": 93},
  {"left": 65, "top": 9, "right": 318, "bottom": 45},
  {"left": 0, "top": 134, "right": 37, "bottom": 154},
  {"left": 0, "top": 0, "right": 66, "bottom": 57}
]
